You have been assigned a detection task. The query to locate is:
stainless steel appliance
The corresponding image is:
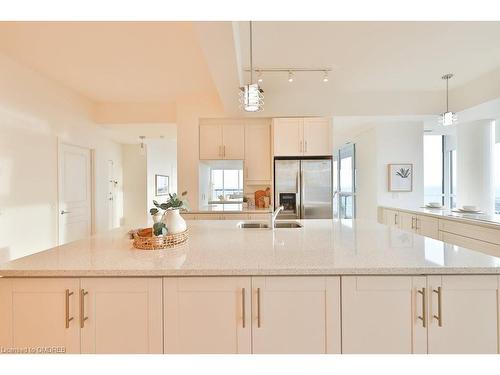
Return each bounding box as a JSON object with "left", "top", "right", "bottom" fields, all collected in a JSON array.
[{"left": 274, "top": 157, "right": 333, "bottom": 219}]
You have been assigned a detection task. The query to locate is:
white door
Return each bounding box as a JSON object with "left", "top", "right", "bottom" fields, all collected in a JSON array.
[
  {"left": 58, "top": 143, "right": 92, "bottom": 245},
  {"left": 245, "top": 123, "right": 271, "bottom": 181},
  {"left": 427, "top": 275, "right": 498, "bottom": 354},
  {"left": 341, "top": 276, "right": 427, "bottom": 354},
  {"left": 303, "top": 118, "right": 331, "bottom": 156},
  {"left": 80, "top": 278, "right": 163, "bottom": 354},
  {"left": 273, "top": 118, "right": 302, "bottom": 156},
  {"left": 222, "top": 124, "right": 245, "bottom": 159},
  {"left": 163, "top": 277, "right": 251, "bottom": 354},
  {"left": 199, "top": 124, "right": 223, "bottom": 159},
  {"left": 252, "top": 276, "right": 340, "bottom": 354},
  {"left": 0, "top": 278, "right": 80, "bottom": 353}
]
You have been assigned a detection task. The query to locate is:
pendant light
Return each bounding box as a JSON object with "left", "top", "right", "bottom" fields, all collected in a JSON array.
[
  {"left": 239, "top": 21, "right": 264, "bottom": 112},
  {"left": 439, "top": 73, "right": 457, "bottom": 126}
]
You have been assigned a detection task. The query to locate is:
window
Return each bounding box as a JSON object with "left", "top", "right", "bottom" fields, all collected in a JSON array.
[
  {"left": 424, "top": 134, "right": 456, "bottom": 208},
  {"left": 210, "top": 168, "right": 243, "bottom": 202},
  {"left": 334, "top": 143, "right": 356, "bottom": 219},
  {"left": 424, "top": 135, "right": 444, "bottom": 205}
]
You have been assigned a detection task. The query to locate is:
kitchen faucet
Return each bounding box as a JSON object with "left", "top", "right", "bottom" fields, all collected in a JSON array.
[{"left": 270, "top": 206, "right": 284, "bottom": 229}]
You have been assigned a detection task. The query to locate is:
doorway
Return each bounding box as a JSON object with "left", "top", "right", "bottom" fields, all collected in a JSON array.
[{"left": 58, "top": 143, "right": 92, "bottom": 245}]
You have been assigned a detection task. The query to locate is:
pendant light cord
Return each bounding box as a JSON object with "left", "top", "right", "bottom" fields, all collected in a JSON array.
[
  {"left": 446, "top": 77, "right": 449, "bottom": 112},
  {"left": 249, "top": 21, "right": 253, "bottom": 83}
]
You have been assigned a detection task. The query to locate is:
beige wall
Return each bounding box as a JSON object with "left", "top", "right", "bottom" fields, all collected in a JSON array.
[
  {"left": 0, "top": 53, "right": 123, "bottom": 261},
  {"left": 122, "top": 144, "right": 147, "bottom": 228}
]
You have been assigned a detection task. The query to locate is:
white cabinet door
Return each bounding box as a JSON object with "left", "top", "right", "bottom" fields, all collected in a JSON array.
[
  {"left": 273, "top": 118, "right": 302, "bottom": 156},
  {"left": 199, "top": 124, "right": 223, "bottom": 160},
  {"left": 399, "top": 212, "right": 417, "bottom": 233},
  {"left": 80, "top": 278, "right": 162, "bottom": 354},
  {"left": 252, "top": 276, "right": 340, "bottom": 354},
  {"left": 222, "top": 124, "right": 245, "bottom": 159},
  {"left": 303, "top": 118, "right": 331, "bottom": 156},
  {"left": 416, "top": 215, "right": 439, "bottom": 240},
  {"left": 0, "top": 278, "right": 80, "bottom": 353},
  {"left": 342, "top": 276, "right": 427, "bottom": 354},
  {"left": 383, "top": 209, "right": 399, "bottom": 227},
  {"left": 245, "top": 123, "right": 271, "bottom": 181},
  {"left": 163, "top": 277, "right": 252, "bottom": 354},
  {"left": 427, "top": 275, "right": 498, "bottom": 354}
]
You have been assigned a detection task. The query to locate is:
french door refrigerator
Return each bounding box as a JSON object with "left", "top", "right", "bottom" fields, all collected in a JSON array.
[{"left": 274, "top": 157, "right": 333, "bottom": 219}]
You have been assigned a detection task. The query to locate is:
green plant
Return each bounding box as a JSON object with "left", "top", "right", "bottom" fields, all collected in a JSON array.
[
  {"left": 150, "top": 191, "right": 189, "bottom": 216},
  {"left": 395, "top": 168, "right": 411, "bottom": 179},
  {"left": 153, "top": 222, "right": 167, "bottom": 236}
]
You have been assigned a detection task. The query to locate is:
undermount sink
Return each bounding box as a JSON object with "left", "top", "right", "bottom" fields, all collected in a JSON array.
[{"left": 237, "top": 221, "right": 303, "bottom": 229}]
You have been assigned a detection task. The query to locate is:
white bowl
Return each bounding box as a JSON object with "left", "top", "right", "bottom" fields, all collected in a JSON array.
[
  {"left": 427, "top": 202, "right": 442, "bottom": 208},
  {"left": 462, "top": 205, "right": 477, "bottom": 211}
]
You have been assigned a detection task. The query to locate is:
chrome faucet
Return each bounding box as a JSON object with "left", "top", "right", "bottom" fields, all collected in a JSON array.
[{"left": 270, "top": 206, "right": 284, "bottom": 229}]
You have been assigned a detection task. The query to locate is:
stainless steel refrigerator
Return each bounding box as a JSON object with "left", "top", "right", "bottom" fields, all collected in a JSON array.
[{"left": 274, "top": 158, "right": 333, "bottom": 219}]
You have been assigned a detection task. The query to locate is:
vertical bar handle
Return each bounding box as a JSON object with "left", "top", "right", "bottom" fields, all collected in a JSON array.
[
  {"left": 433, "top": 286, "right": 443, "bottom": 327},
  {"left": 223, "top": 145, "right": 226, "bottom": 158},
  {"left": 417, "top": 287, "right": 427, "bottom": 328},
  {"left": 299, "top": 141, "right": 303, "bottom": 153},
  {"left": 241, "top": 288, "right": 246, "bottom": 328},
  {"left": 65, "top": 289, "right": 74, "bottom": 329},
  {"left": 80, "top": 289, "right": 89, "bottom": 328},
  {"left": 305, "top": 140, "right": 308, "bottom": 153},
  {"left": 394, "top": 213, "right": 398, "bottom": 225},
  {"left": 257, "top": 288, "right": 261, "bottom": 328}
]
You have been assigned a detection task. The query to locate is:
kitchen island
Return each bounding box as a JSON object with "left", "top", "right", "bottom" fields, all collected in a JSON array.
[{"left": 1, "top": 219, "right": 500, "bottom": 354}]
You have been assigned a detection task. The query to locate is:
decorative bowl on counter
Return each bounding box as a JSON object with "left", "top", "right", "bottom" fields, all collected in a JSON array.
[{"left": 132, "top": 228, "right": 189, "bottom": 250}]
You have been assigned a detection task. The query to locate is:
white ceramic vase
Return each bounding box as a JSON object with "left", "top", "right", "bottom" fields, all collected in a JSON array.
[{"left": 162, "top": 209, "right": 187, "bottom": 234}]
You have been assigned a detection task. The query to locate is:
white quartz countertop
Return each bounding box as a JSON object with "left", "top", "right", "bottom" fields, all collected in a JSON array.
[
  {"left": 191, "top": 204, "right": 271, "bottom": 213},
  {"left": 1, "top": 219, "right": 500, "bottom": 277},
  {"left": 380, "top": 206, "right": 500, "bottom": 229}
]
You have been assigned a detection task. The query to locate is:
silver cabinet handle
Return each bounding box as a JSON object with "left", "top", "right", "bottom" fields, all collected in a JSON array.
[
  {"left": 65, "top": 289, "right": 74, "bottom": 329},
  {"left": 257, "top": 288, "right": 261, "bottom": 328},
  {"left": 80, "top": 289, "right": 89, "bottom": 328},
  {"left": 60, "top": 210, "right": 71, "bottom": 215},
  {"left": 223, "top": 145, "right": 226, "bottom": 158},
  {"left": 415, "top": 217, "right": 419, "bottom": 230},
  {"left": 411, "top": 216, "right": 415, "bottom": 229},
  {"left": 433, "top": 286, "right": 443, "bottom": 327},
  {"left": 417, "top": 287, "right": 427, "bottom": 328},
  {"left": 305, "top": 140, "right": 308, "bottom": 153},
  {"left": 394, "top": 213, "right": 398, "bottom": 225},
  {"left": 241, "top": 288, "right": 246, "bottom": 328},
  {"left": 299, "top": 141, "right": 303, "bottom": 153}
]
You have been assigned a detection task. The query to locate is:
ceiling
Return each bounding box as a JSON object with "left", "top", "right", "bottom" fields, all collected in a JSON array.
[
  {"left": 1, "top": 21, "right": 500, "bottom": 118},
  {"left": 0, "top": 22, "right": 217, "bottom": 102},
  {"left": 101, "top": 123, "right": 177, "bottom": 144}
]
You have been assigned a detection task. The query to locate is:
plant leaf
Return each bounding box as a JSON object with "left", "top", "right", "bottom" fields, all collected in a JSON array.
[
  {"left": 150, "top": 208, "right": 159, "bottom": 215},
  {"left": 153, "top": 222, "right": 167, "bottom": 236}
]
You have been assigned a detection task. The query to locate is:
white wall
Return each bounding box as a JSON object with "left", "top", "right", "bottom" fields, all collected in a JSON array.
[
  {"left": 0, "top": 53, "right": 123, "bottom": 261},
  {"left": 146, "top": 138, "right": 177, "bottom": 211},
  {"left": 122, "top": 144, "right": 147, "bottom": 229},
  {"left": 334, "top": 119, "right": 424, "bottom": 220}
]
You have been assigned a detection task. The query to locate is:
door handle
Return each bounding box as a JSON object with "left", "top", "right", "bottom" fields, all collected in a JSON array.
[
  {"left": 65, "top": 289, "right": 74, "bottom": 329},
  {"left": 417, "top": 287, "right": 427, "bottom": 328},
  {"left": 433, "top": 286, "right": 443, "bottom": 327},
  {"left": 80, "top": 289, "right": 89, "bottom": 328},
  {"left": 256, "top": 288, "right": 261, "bottom": 328},
  {"left": 60, "top": 210, "right": 71, "bottom": 215},
  {"left": 241, "top": 288, "right": 246, "bottom": 328}
]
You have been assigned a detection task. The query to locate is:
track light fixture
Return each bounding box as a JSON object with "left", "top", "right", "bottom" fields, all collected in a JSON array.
[
  {"left": 322, "top": 71, "right": 329, "bottom": 82},
  {"left": 288, "top": 71, "right": 294, "bottom": 83}
]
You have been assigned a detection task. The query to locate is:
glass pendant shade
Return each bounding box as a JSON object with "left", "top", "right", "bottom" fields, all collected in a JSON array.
[
  {"left": 439, "top": 111, "right": 457, "bottom": 126},
  {"left": 239, "top": 83, "right": 264, "bottom": 112}
]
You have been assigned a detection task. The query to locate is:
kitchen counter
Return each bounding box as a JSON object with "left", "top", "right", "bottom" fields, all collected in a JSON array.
[
  {"left": 189, "top": 204, "right": 272, "bottom": 214},
  {"left": 1, "top": 219, "right": 500, "bottom": 277},
  {"left": 380, "top": 205, "right": 500, "bottom": 229}
]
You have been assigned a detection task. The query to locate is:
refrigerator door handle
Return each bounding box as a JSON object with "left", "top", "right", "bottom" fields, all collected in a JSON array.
[{"left": 300, "top": 168, "right": 304, "bottom": 219}]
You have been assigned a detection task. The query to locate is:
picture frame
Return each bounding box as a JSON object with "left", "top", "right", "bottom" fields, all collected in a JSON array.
[
  {"left": 155, "top": 174, "right": 169, "bottom": 196},
  {"left": 388, "top": 163, "right": 413, "bottom": 192}
]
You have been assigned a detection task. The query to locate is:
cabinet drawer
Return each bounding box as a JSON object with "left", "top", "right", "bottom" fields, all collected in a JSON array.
[
  {"left": 439, "top": 219, "right": 500, "bottom": 246},
  {"left": 439, "top": 231, "right": 500, "bottom": 258}
]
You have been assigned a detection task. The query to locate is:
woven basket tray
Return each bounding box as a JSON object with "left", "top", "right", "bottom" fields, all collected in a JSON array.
[{"left": 132, "top": 228, "right": 189, "bottom": 250}]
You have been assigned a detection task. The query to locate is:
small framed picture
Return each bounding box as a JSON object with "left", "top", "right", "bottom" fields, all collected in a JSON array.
[
  {"left": 155, "top": 174, "right": 169, "bottom": 196},
  {"left": 388, "top": 164, "right": 413, "bottom": 192}
]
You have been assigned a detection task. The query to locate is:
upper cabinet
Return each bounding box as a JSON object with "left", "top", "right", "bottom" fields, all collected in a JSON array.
[
  {"left": 245, "top": 123, "right": 271, "bottom": 183},
  {"left": 199, "top": 123, "right": 244, "bottom": 160},
  {"left": 273, "top": 117, "right": 332, "bottom": 157}
]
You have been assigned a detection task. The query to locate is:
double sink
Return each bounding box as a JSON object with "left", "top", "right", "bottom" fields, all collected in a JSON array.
[{"left": 237, "top": 221, "right": 303, "bottom": 229}]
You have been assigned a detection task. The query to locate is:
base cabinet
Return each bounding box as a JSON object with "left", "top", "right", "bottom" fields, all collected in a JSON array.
[
  {"left": 252, "top": 276, "right": 340, "bottom": 354},
  {"left": 0, "top": 278, "right": 80, "bottom": 353},
  {"left": 427, "top": 275, "right": 498, "bottom": 354},
  {"left": 80, "top": 278, "right": 163, "bottom": 354},
  {"left": 163, "top": 277, "right": 252, "bottom": 354},
  {"left": 342, "top": 276, "right": 427, "bottom": 354}
]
